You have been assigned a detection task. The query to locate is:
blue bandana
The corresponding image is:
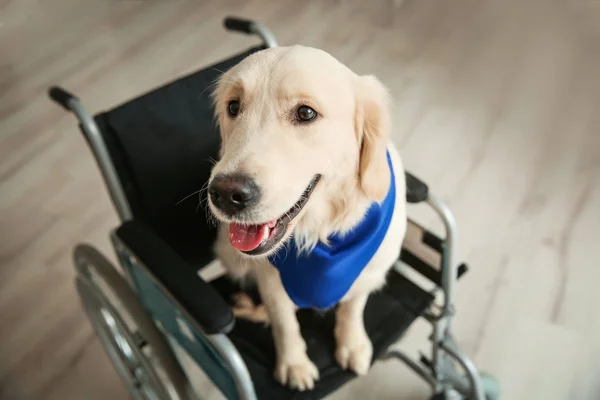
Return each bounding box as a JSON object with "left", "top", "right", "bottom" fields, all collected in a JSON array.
[{"left": 268, "top": 151, "right": 396, "bottom": 310}]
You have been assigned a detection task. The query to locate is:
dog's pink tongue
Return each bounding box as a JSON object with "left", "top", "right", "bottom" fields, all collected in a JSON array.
[{"left": 229, "top": 223, "right": 268, "bottom": 252}]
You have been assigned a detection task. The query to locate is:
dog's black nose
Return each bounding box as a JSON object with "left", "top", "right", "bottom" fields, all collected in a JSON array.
[{"left": 208, "top": 174, "right": 260, "bottom": 215}]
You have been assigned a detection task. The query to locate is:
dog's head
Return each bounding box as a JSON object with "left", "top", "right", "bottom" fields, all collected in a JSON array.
[{"left": 207, "top": 45, "right": 391, "bottom": 257}]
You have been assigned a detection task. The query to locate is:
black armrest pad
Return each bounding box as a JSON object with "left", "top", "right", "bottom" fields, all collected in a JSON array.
[
  {"left": 405, "top": 172, "right": 429, "bottom": 203},
  {"left": 116, "top": 220, "right": 234, "bottom": 334}
]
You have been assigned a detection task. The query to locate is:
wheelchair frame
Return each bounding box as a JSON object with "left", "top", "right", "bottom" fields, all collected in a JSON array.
[{"left": 50, "top": 17, "right": 498, "bottom": 400}]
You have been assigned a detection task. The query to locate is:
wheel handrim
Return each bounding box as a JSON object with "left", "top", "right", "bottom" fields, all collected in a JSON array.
[{"left": 77, "top": 276, "right": 170, "bottom": 400}]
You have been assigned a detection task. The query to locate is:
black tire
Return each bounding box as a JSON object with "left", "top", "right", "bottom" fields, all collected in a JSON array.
[
  {"left": 481, "top": 373, "right": 500, "bottom": 400},
  {"left": 74, "top": 244, "right": 193, "bottom": 400}
]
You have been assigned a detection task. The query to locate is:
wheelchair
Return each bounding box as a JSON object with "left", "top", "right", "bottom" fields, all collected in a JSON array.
[{"left": 48, "top": 17, "right": 500, "bottom": 400}]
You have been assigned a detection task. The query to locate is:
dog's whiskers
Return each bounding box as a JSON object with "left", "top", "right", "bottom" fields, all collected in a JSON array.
[
  {"left": 197, "top": 80, "right": 220, "bottom": 100},
  {"left": 206, "top": 157, "right": 218, "bottom": 166},
  {"left": 176, "top": 188, "right": 203, "bottom": 205},
  {"left": 177, "top": 180, "right": 211, "bottom": 206},
  {"left": 211, "top": 68, "right": 241, "bottom": 86},
  {"left": 198, "top": 74, "right": 239, "bottom": 100}
]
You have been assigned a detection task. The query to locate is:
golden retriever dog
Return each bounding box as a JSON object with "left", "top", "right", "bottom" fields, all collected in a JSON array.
[{"left": 206, "top": 45, "right": 407, "bottom": 391}]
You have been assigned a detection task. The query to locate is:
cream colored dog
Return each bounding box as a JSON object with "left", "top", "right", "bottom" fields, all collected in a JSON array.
[{"left": 206, "top": 45, "right": 407, "bottom": 391}]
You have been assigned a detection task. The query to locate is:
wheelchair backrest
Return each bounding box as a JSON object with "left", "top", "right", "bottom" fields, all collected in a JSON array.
[{"left": 90, "top": 46, "right": 265, "bottom": 265}]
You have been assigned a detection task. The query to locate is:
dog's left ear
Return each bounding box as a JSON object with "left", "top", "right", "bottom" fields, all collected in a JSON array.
[{"left": 355, "top": 75, "right": 392, "bottom": 202}]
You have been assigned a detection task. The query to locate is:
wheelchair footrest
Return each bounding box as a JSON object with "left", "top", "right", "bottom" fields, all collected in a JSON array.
[{"left": 209, "top": 270, "right": 434, "bottom": 400}]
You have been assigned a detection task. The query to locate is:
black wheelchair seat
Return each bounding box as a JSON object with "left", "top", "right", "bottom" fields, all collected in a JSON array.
[
  {"left": 117, "top": 215, "right": 434, "bottom": 400},
  {"left": 211, "top": 274, "right": 433, "bottom": 400}
]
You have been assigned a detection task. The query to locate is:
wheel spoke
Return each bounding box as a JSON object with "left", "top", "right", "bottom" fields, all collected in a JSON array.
[
  {"left": 73, "top": 245, "right": 192, "bottom": 400},
  {"left": 132, "top": 331, "right": 148, "bottom": 349}
]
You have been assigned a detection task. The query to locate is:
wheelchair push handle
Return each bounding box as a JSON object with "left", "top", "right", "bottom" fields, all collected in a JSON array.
[
  {"left": 224, "top": 17, "right": 255, "bottom": 34},
  {"left": 48, "top": 86, "right": 78, "bottom": 111},
  {"left": 405, "top": 172, "right": 429, "bottom": 203},
  {"left": 223, "top": 16, "right": 278, "bottom": 48}
]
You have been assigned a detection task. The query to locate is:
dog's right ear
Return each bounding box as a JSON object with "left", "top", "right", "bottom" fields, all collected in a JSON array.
[{"left": 354, "top": 75, "right": 392, "bottom": 203}]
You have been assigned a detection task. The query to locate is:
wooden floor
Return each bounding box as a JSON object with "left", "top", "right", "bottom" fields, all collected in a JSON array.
[{"left": 1, "top": 0, "right": 600, "bottom": 399}]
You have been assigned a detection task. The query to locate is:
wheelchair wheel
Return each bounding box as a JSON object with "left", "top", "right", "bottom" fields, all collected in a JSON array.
[
  {"left": 74, "top": 244, "right": 193, "bottom": 400},
  {"left": 480, "top": 373, "right": 500, "bottom": 400}
]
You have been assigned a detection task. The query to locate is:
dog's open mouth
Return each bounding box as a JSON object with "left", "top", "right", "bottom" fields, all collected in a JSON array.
[{"left": 228, "top": 175, "right": 321, "bottom": 256}]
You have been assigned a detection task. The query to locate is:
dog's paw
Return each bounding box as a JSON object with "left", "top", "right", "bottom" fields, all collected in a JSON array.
[
  {"left": 335, "top": 333, "right": 373, "bottom": 376},
  {"left": 232, "top": 292, "right": 255, "bottom": 310},
  {"left": 231, "top": 292, "right": 270, "bottom": 324},
  {"left": 274, "top": 354, "right": 319, "bottom": 391}
]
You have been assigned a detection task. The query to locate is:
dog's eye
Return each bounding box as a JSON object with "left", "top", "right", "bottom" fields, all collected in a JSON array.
[
  {"left": 296, "top": 105, "right": 317, "bottom": 122},
  {"left": 227, "top": 100, "right": 240, "bottom": 118}
]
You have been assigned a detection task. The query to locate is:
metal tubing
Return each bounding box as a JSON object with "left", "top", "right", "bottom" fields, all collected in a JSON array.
[
  {"left": 382, "top": 350, "right": 437, "bottom": 388},
  {"left": 206, "top": 335, "right": 258, "bottom": 400},
  {"left": 74, "top": 246, "right": 190, "bottom": 400},
  {"left": 432, "top": 318, "right": 443, "bottom": 382},
  {"left": 112, "top": 234, "right": 257, "bottom": 400},
  {"left": 424, "top": 193, "right": 460, "bottom": 392},
  {"left": 69, "top": 99, "right": 133, "bottom": 221},
  {"left": 223, "top": 17, "right": 278, "bottom": 48},
  {"left": 426, "top": 194, "right": 458, "bottom": 330},
  {"left": 439, "top": 341, "right": 486, "bottom": 400},
  {"left": 250, "top": 22, "right": 278, "bottom": 48}
]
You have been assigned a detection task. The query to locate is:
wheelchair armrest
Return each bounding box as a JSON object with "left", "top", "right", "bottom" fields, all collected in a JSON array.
[
  {"left": 116, "top": 220, "right": 235, "bottom": 334},
  {"left": 405, "top": 172, "right": 429, "bottom": 203}
]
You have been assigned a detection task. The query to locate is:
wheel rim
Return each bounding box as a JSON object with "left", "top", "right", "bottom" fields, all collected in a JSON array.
[{"left": 77, "top": 276, "right": 170, "bottom": 400}]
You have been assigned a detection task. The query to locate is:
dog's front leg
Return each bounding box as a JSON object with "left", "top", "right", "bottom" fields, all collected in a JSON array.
[
  {"left": 254, "top": 263, "right": 319, "bottom": 391},
  {"left": 334, "top": 293, "right": 373, "bottom": 375}
]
